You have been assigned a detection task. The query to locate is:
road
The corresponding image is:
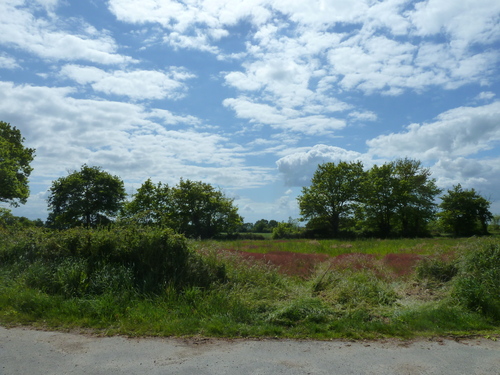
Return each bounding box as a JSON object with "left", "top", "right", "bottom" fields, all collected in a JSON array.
[{"left": 1, "top": 326, "right": 499, "bottom": 374}]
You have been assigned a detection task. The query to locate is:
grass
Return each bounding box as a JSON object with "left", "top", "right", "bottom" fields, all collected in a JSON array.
[
  {"left": 0, "top": 228, "right": 499, "bottom": 340},
  {"left": 213, "top": 237, "right": 463, "bottom": 257}
]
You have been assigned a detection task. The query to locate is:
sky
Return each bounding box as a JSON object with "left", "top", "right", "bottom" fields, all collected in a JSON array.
[{"left": 1, "top": 0, "right": 500, "bottom": 224}]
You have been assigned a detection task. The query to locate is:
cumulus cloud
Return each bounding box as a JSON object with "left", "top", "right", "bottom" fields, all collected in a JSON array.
[
  {"left": 276, "top": 144, "right": 363, "bottom": 186},
  {"left": 60, "top": 65, "right": 195, "bottom": 100},
  {"left": 367, "top": 101, "right": 500, "bottom": 160},
  {"left": 0, "top": 81, "right": 275, "bottom": 191},
  {"left": 223, "top": 97, "right": 346, "bottom": 135},
  {"left": 0, "top": 53, "right": 19, "bottom": 69},
  {"left": 0, "top": 0, "right": 133, "bottom": 64},
  {"left": 408, "top": 0, "right": 500, "bottom": 45}
]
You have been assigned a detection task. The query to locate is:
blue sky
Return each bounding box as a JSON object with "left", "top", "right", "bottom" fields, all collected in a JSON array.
[{"left": 1, "top": 0, "right": 500, "bottom": 223}]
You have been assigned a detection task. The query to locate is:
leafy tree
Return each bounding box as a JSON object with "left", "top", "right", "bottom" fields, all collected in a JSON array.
[
  {"left": 359, "top": 159, "right": 441, "bottom": 237},
  {"left": 121, "top": 178, "right": 172, "bottom": 226},
  {"left": 0, "top": 121, "right": 35, "bottom": 206},
  {"left": 392, "top": 158, "right": 441, "bottom": 237},
  {"left": 238, "top": 222, "right": 255, "bottom": 233},
  {"left": 360, "top": 163, "right": 399, "bottom": 237},
  {"left": 123, "top": 178, "right": 242, "bottom": 239},
  {"left": 298, "top": 161, "right": 365, "bottom": 237},
  {"left": 47, "top": 165, "right": 126, "bottom": 228},
  {"left": 438, "top": 184, "right": 493, "bottom": 236},
  {"left": 0, "top": 207, "right": 44, "bottom": 229},
  {"left": 253, "top": 219, "right": 278, "bottom": 233},
  {"left": 170, "top": 179, "right": 242, "bottom": 239}
]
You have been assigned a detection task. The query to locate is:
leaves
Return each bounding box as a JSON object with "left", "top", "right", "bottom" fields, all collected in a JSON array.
[
  {"left": 0, "top": 121, "right": 35, "bottom": 206},
  {"left": 47, "top": 165, "right": 126, "bottom": 228},
  {"left": 123, "top": 178, "right": 242, "bottom": 239},
  {"left": 439, "top": 184, "right": 493, "bottom": 236}
]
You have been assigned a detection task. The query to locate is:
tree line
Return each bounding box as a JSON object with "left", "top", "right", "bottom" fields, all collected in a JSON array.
[
  {"left": 298, "top": 159, "right": 493, "bottom": 238},
  {"left": 0, "top": 121, "right": 494, "bottom": 238}
]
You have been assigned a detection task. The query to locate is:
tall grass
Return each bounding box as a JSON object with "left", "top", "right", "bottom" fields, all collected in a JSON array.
[{"left": 0, "top": 229, "right": 499, "bottom": 338}]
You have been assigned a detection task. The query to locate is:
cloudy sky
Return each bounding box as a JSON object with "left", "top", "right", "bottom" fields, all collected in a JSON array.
[{"left": 1, "top": 0, "right": 500, "bottom": 223}]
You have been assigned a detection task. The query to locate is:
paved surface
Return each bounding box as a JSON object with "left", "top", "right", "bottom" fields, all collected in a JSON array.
[{"left": 1, "top": 326, "right": 499, "bottom": 374}]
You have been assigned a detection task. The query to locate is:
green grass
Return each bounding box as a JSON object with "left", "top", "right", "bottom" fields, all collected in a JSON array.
[
  {"left": 0, "top": 228, "right": 499, "bottom": 339},
  {"left": 210, "top": 237, "right": 464, "bottom": 257}
]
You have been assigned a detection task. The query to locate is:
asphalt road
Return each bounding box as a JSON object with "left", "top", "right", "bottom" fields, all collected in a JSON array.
[{"left": 1, "top": 326, "right": 499, "bottom": 375}]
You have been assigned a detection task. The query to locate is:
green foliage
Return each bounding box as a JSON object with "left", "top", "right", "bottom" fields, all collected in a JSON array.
[
  {"left": 438, "top": 184, "right": 493, "bottom": 236},
  {"left": 415, "top": 257, "right": 458, "bottom": 283},
  {"left": 298, "top": 161, "right": 365, "bottom": 237},
  {"left": 299, "top": 159, "right": 441, "bottom": 238},
  {"left": 452, "top": 239, "right": 500, "bottom": 321},
  {"left": 2, "top": 233, "right": 499, "bottom": 338},
  {"left": 0, "top": 121, "right": 35, "bottom": 206},
  {"left": 0, "top": 227, "right": 225, "bottom": 295},
  {"left": 266, "top": 298, "right": 332, "bottom": 326},
  {"left": 0, "top": 208, "right": 44, "bottom": 229},
  {"left": 47, "top": 165, "right": 126, "bottom": 228},
  {"left": 272, "top": 220, "right": 302, "bottom": 239},
  {"left": 252, "top": 219, "right": 279, "bottom": 233},
  {"left": 123, "top": 178, "right": 242, "bottom": 239},
  {"left": 359, "top": 158, "right": 440, "bottom": 237},
  {"left": 313, "top": 270, "right": 398, "bottom": 309},
  {"left": 121, "top": 178, "right": 172, "bottom": 226}
]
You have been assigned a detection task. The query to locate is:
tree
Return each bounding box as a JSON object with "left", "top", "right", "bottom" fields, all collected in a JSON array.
[
  {"left": 0, "top": 121, "right": 35, "bottom": 206},
  {"left": 359, "top": 159, "right": 441, "bottom": 237},
  {"left": 0, "top": 208, "right": 44, "bottom": 229},
  {"left": 392, "top": 158, "right": 441, "bottom": 237},
  {"left": 121, "top": 178, "right": 172, "bottom": 226},
  {"left": 438, "top": 184, "right": 493, "bottom": 236},
  {"left": 360, "top": 162, "right": 399, "bottom": 237},
  {"left": 123, "top": 178, "right": 242, "bottom": 239},
  {"left": 298, "top": 161, "right": 365, "bottom": 237},
  {"left": 170, "top": 179, "right": 242, "bottom": 239},
  {"left": 47, "top": 165, "right": 126, "bottom": 228}
]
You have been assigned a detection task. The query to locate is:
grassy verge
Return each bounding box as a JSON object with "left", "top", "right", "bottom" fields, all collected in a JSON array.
[{"left": 0, "top": 228, "right": 499, "bottom": 339}]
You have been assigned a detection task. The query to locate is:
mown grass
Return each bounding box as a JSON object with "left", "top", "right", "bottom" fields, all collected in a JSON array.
[{"left": 0, "top": 227, "right": 499, "bottom": 339}]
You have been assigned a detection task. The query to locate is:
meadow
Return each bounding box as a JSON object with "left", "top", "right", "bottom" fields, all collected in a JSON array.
[{"left": 0, "top": 227, "right": 499, "bottom": 340}]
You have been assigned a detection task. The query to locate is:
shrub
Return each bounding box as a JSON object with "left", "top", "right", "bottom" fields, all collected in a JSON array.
[
  {"left": 452, "top": 239, "right": 500, "bottom": 321},
  {"left": 2, "top": 227, "right": 226, "bottom": 296}
]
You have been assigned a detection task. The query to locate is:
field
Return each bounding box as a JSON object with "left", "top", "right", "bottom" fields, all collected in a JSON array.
[{"left": 1, "top": 228, "right": 499, "bottom": 340}]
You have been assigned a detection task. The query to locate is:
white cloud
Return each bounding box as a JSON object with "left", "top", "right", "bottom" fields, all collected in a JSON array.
[
  {"left": 367, "top": 101, "right": 500, "bottom": 160},
  {"left": 276, "top": 144, "right": 363, "bottom": 186},
  {"left": 0, "top": 0, "right": 133, "bottom": 64},
  {"left": 0, "top": 81, "right": 275, "bottom": 191},
  {"left": 409, "top": 0, "right": 500, "bottom": 46},
  {"left": 0, "top": 53, "right": 19, "bottom": 69},
  {"left": 475, "top": 91, "right": 496, "bottom": 102},
  {"left": 60, "top": 65, "right": 195, "bottom": 100},
  {"left": 223, "top": 97, "right": 346, "bottom": 135}
]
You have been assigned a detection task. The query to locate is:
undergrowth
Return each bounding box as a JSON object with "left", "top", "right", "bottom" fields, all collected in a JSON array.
[{"left": 0, "top": 228, "right": 499, "bottom": 339}]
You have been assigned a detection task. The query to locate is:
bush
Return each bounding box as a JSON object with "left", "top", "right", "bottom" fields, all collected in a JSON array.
[
  {"left": 452, "top": 239, "right": 500, "bottom": 321},
  {"left": 272, "top": 222, "right": 302, "bottom": 239},
  {"left": 1, "top": 227, "right": 226, "bottom": 296}
]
